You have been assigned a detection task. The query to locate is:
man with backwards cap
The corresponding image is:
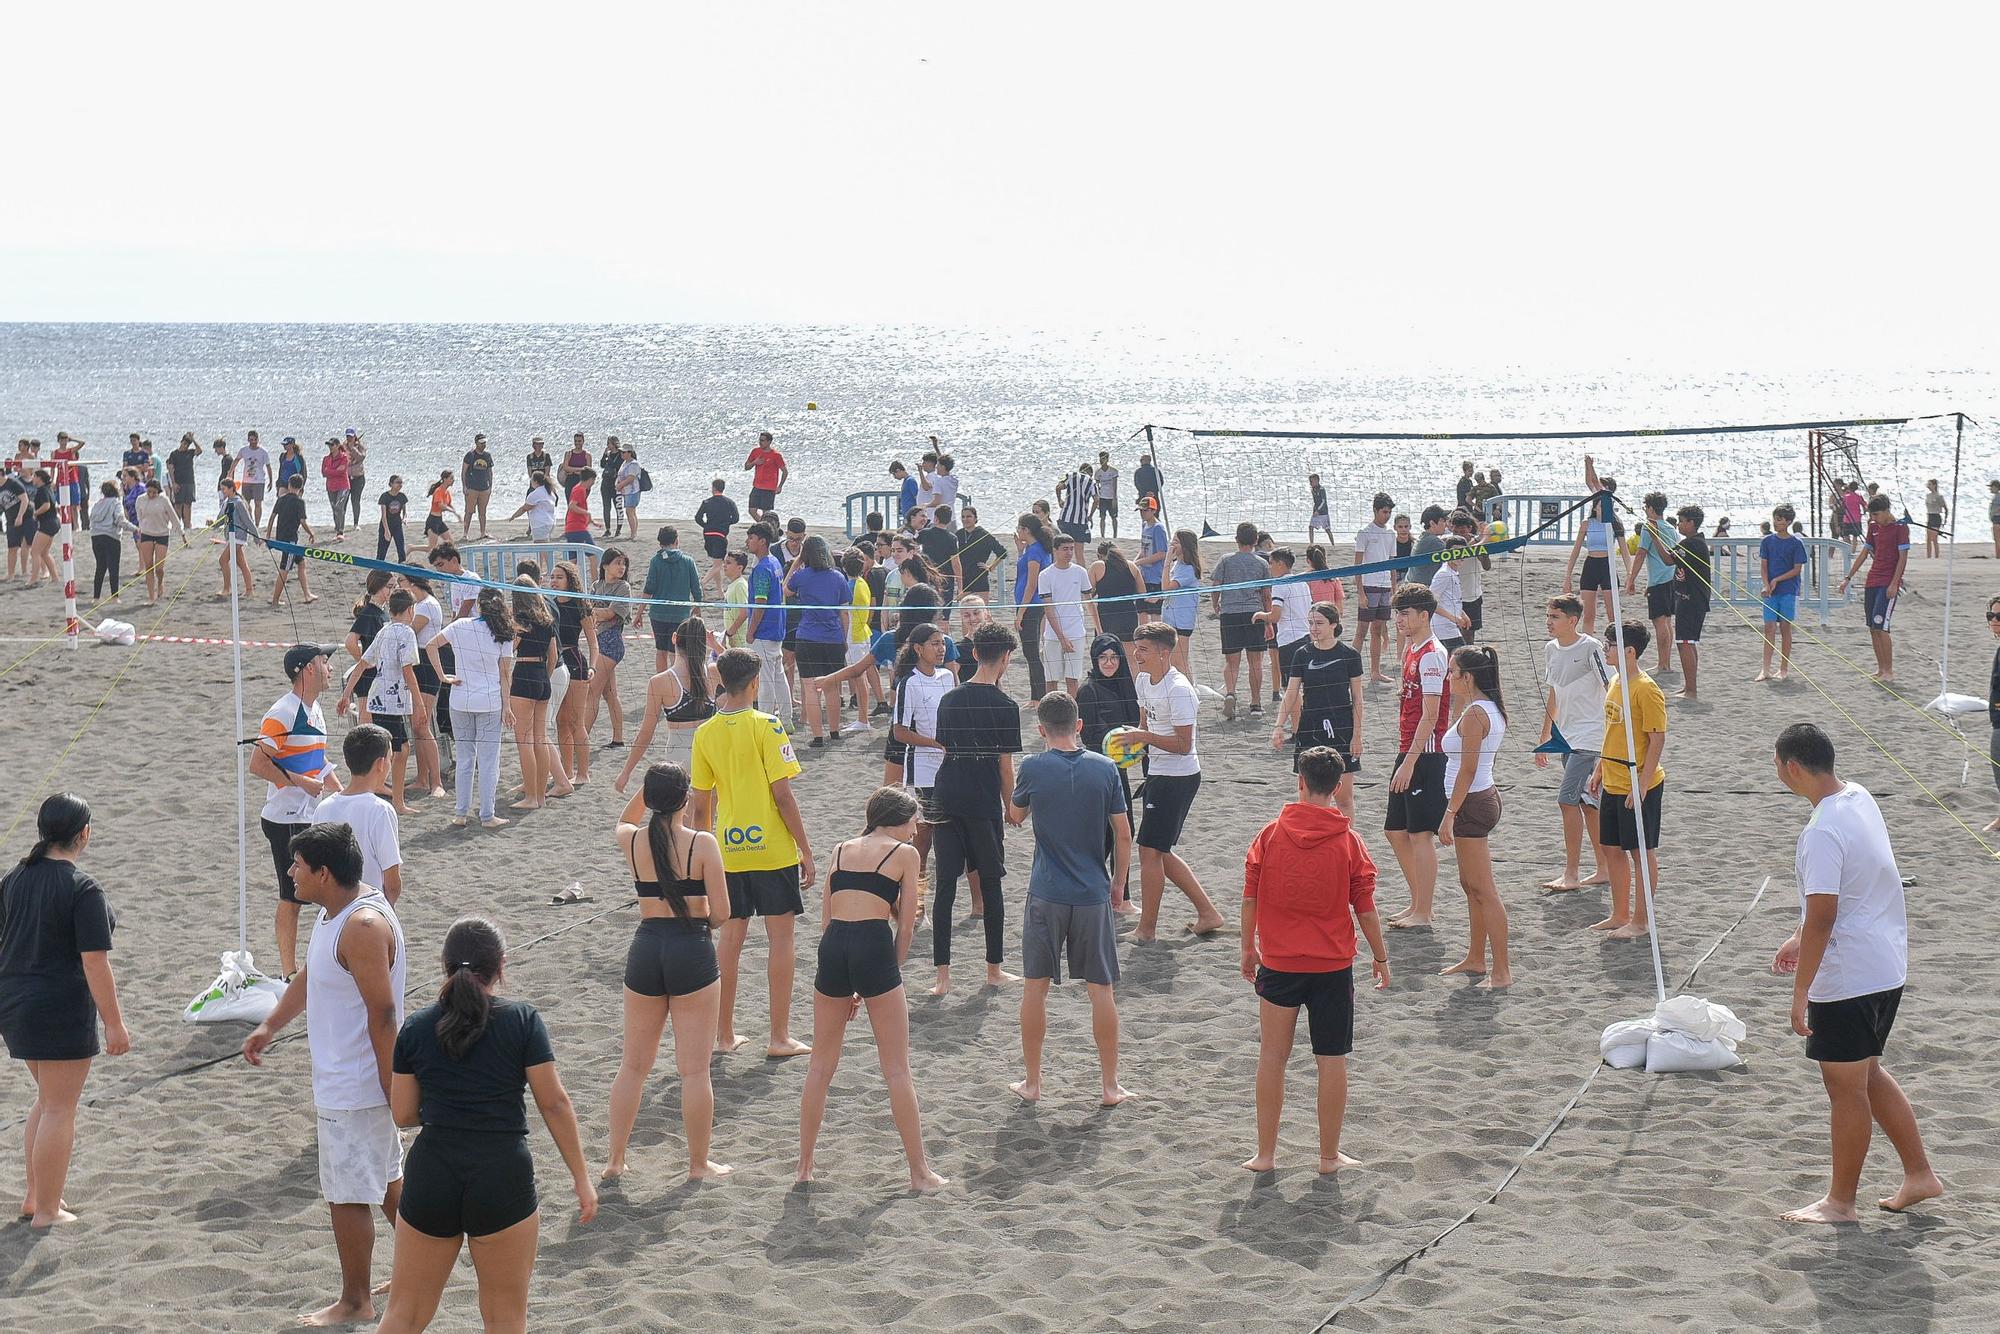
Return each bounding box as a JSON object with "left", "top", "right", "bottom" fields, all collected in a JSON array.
[{"left": 246, "top": 644, "right": 344, "bottom": 979}]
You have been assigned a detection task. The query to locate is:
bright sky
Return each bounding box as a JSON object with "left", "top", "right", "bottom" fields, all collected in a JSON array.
[{"left": 8, "top": 4, "right": 1995, "bottom": 366}]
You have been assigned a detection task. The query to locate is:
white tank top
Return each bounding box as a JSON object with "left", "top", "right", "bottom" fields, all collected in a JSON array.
[
  {"left": 1442, "top": 698, "right": 1505, "bottom": 794},
  {"left": 305, "top": 888, "right": 407, "bottom": 1110}
]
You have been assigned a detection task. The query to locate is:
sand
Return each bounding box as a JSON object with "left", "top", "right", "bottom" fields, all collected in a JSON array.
[{"left": 1, "top": 527, "right": 1996, "bottom": 1333}]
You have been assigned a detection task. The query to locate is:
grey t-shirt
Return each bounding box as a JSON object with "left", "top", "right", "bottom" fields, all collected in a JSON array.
[
  {"left": 1211, "top": 550, "right": 1271, "bottom": 614},
  {"left": 1408, "top": 530, "right": 1447, "bottom": 585},
  {"left": 1012, "top": 747, "right": 1127, "bottom": 906}
]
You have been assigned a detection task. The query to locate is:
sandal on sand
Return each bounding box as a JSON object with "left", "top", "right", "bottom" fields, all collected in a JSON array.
[{"left": 549, "top": 886, "right": 593, "bottom": 906}]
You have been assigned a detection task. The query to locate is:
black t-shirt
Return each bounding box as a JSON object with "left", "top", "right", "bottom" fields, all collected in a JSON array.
[
  {"left": 379, "top": 491, "right": 408, "bottom": 523},
  {"left": 271, "top": 492, "right": 307, "bottom": 542},
  {"left": 953, "top": 526, "right": 1004, "bottom": 595},
  {"left": 526, "top": 449, "right": 553, "bottom": 480},
  {"left": 168, "top": 447, "right": 198, "bottom": 486},
  {"left": 915, "top": 526, "right": 956, "bottom": 575},
  {"left": 1672, "top": 533, "right": 1713, "bottom": 608},
  {"left": 931, "top": 681, "right": 1021, "bottom": 818},
  {"left": 515, "top": 624, "right": 553, "bottom": 678},
  {"left": 32, "top": 485, "right": 59, "bottom": 533},
  {"left": 1289, "top": 639, "right": 1362, "bottom": 746},
  {"left": 393, "top": 998, "right": 554, "bottom": 1135},
  {"left": 0, "top": 859, "right": 116, "bottom": 985},
  {"left": 350, "top": 600, "right": 386, "bottom": 656},
  {"left": 554, "top": 596, "right": 584, "bottom": 651},
  {"left": 0, "top": 475, "right": 26, "bottom": 527},
  {"left": 1456, "top": 476, "right": 1475, "bottom": 509},
  {"left": 462, "top": 450, "right": 494, "bottom": 491},
  {"left": 695, "top": 495, "right": 740, "bottom": 535},
  {"left": 1134, "top": 463, "right": 1160, "bottom": 497}
]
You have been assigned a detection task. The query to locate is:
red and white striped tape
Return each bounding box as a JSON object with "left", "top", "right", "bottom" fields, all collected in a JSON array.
[{"left": 136, "top": 634, "right": 297, "bottom": 649}]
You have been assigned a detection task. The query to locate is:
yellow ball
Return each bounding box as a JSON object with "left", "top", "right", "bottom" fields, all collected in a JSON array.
[
  {"left": 1626, "top": 532, "right": 1642, "bottom": 555},
  {"left": 805, "top": 402, "right": 818, "bottom": 411},
  {"left": 1488, "top": 519, "right": 1508, "bottom": 540},
  {"left": 1103, "top": 726, "right": 1148, "bottom": 771}
]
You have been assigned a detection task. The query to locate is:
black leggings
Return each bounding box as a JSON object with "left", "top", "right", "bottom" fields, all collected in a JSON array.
[
  {"left": 91, "top": 534, "right": 121, "bottom": 597},
  {"left": 377, "top": 517, "right": 405, "bottom": 562},
  {"left": 1018, "top": 604, "right": 1046, "bottom": 699},
  {"left": 345, "top": 478, "right": 366, "bottom": 528},
  {"left": 931, "top": 814, "right": 1006, "bottom": 967},
  {"left": 326, "top": 487, "right": 347, "bottom": 534},
  {"left": 600, "top": 476, "right": 620, "bottom": 533}
]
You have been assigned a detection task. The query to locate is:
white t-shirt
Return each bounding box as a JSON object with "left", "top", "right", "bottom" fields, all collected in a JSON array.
[
  {"left": 1095, "top": 465, "right": 1118, "bottom": 501},
  {"left": 1456, "top": 548, "right": 1484, "bottom": 603},
  {"left": 1271, "top": 580, "right": 1313, "bottom": 646},
  {"left": 238, "top": 445, "right": 270, "bottom": 485},
  {"left": 411, "top": 594, "right": 445, "bottom": 649},
  {"left": 1796, "top": 783, "right": 1908, "bottom": 1003},
  {"left": 522, "top": 485, "right": 558, "bottom": 528},
  {"left": 1136, "top": 666, "right": 1200, "bottom": 776},
  {"left": 931, "top": 472, "right": 960, "bottom": 522},
  {"left": 1354, "top": 521, "right": 1395, "bottom": 588},
  {"left": 895, "top": 666, "right": 955, "bottom": 788},
  {"left": 1430, "top": 564, "right": 1465, "bottom": 642},
  {"left": 914, "top": 469, "right": 938, "bottom": 511},
  {"left": 258, "top": 691, "right": 335, "bottom": 824},
  {"left": 314, "top": 791, "right": 403, "bottom": 889},
  {"left": 1543, "top": 635, "right": 1610, "bottom": 752},
  {"left": 1037, "top": 562, "right": 1094, "bottom": 643},
  {"left": 363, "top": 620, "right": 419, "bottom": 715},
  {"left": 438, "top": 616, "right": 515, "bottom": 713},
  {"left": 441, "top": 574, "right": 481, "bottom": 620}
]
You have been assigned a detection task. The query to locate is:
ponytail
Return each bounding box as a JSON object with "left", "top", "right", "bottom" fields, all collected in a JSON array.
[
  {"left": 1450, "top": 644, "right": 1507, "bottom": 721},
  {"left": 434, "top": 917, "right": 505, "bottom": 1060},
  {"left": 351, "top": 568, "right": 393, "bottom": 619},
  {"left": 895, "top": 622, "right": 939, "bottom": 684},
  {"left": 643, "top": 764, "right": 696, "bottom": 919},
  {"left": 19, "top": 793, "right": 90, "bottom": 868},
  {"left": 675, "top": 616, "right": 710, "bottom": 704},
  {"left": 863, "top": 785, "right": 921, "bottom": 833}
]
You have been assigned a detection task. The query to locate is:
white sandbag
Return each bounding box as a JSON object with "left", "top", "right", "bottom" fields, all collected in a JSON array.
[
  {"left": 1653, "top": 994, "right": 1746, "bottom": 1047},
  {"left": 1600, "top": 1018, "right": 1656, "bottom": 1068},
  {"left": 1644, "top": 1028, "right": 1742, "bottom": 1073},
  {"left": 96, "top": 618, "right": 136, "bottom": 646}
]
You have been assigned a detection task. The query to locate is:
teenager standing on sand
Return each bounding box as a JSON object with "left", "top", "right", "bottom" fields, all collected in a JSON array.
[
  {"left": 242, "top": 824, "right": 405, "bottom": 1329},
  {"left": 0, "top": 794, "right": 130, "bottom": 1230},
  {"left": 1436, "top": 647, "right": 1510, "bottom": 989},
  {"left": 1534, "top": 595, "right": 1610, "bottom": 893},
  {"left": 1584, "top": 621, "right": 1666, "bottom": 940},
  {"left": 928, "top": 623, "right": 1023, "bottom": 993},
  {"left": 1771, "top": 723, "right": 1943, "bottom": 1225},
  {"left": 1126, "top": 622, "right": 1227, "bottom": 941},
  {"left": 1240, "top": 747, "right": 1388, "bottom": 1174},
  {"left": 1383, "top": 583, "right": 1449, "bottom": 929}
]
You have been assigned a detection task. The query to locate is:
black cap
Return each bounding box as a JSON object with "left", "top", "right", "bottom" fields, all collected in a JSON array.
[{"left": 283, "top": 643, "right": 334, "bottom": 678}]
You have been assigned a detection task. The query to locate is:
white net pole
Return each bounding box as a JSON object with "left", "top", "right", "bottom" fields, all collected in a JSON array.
[
  {"left": 1939, "top": 413, "right": 1963, "bottom": 695},
  {"left": 230, "top": 535, "right": 249, "bottom": 955},
  {"left": 57, "top": 460, "right": 80, "bottom": 650}
]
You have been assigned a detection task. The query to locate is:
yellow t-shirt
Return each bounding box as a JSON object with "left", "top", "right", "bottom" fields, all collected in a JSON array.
[
  {"left": 724, "top": 576, "right": 751, "bottom": 647},
  {"left": 848, "top": 579, "right": 874, "bottom": 645},
  {"left": 689, "top": 706, "right": 803, "bottom": 871},
  {"left": 1599, "top": 670, "right": 1667, "bottom": 795}
]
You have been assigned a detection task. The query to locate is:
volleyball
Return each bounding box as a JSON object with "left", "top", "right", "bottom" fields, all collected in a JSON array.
[
  {"left": 806, "top": 402, "right": 818, "bottom": 411},
  {"left": 1488, "top": 519, "right": 1508, "bottom": 539},
  {"left": 1103, "top": 726, "right": 1148, "bottom": 770},
  {"left": 1626, "top": 533, "right": 1642, "bottom": 555}
]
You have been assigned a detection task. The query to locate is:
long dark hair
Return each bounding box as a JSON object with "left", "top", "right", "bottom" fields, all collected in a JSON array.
[
  {"left": 351, "top": 568, "right": 393, "bottom": 618},
  {"left": 864, "top": 785, "right": 921, "bottom": 833},
  {"left": 511, "top": 576, "right": 553, "bottom": 631},
  {"left": 21, "top": 793, "right": 90, "bottom": 867},
  {"left": 475, "top": 587, "right": 516, "bottom": 641},
  {"left": 674, "top": 617, "right": 710, "bottom": 704},
  {"left": 434, "top": 917, "right": 505, "bottom": 1061},
  {"left": 895, "top": 621, "right": 943, "bottom": 684},
  {"left": 1017, "top": 512, "right": 1054, "bottom": 553},
  {"left": 1172, "top": 528, "right": 1203, "bottom": 577},
  {"left": 1096, "top": 542, "right": 1138, "bottom": 588},
  {"left": 643, "top": 763, "right": 698, "bottom": 919},
  {"left": 1451, "top": 644, "right": 1506, "bottom": 720}
]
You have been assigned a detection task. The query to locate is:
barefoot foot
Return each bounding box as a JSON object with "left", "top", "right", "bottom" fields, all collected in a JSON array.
[
  {"left": 1586, "top": 917, "right": 1627, "bottom": 932},
  {"left": 1476, "top": 972, "right": 1513, "bottom": 990},
  {"left": 910, "top": 1170, "right": 950, "bottom": 1193},
  {"left": 1781, "top": 1196, "right": 1861, "bottom": 1225},
  {"left": 766, "top": 1038, "right": 812, "bottom": 1058},
  {"left": 714, "top": 1034, "right": 750, "bottom": 1054},
  {"left": 1878, "top": 1171, "right": 1945, "bottom": 1212},
  {"left": 298, "top": 1298, "right": 375, "bottom": 1327},
  {"left": 1009, "top": 1079, "right": 1040, "bottom": 1102},
  {"left": 1607, "top": 923, "right": 1650, "bottom": 940},
  {"left": 1388, "top": 916, "right": 1432, "bottom": 930},
  {"left": 27, "top": 1207, "right": 78, "bottom": 1229},
  {"left": 1541, "top": 876, "right": 1584, "bottom": 892},
  {"left": 1101, "top": 1084, "right": 1133, "bottom": 1107},
  {"left": 690, "top": 1160, "right": 734, "bottom": 1181},
  {"left": 1187, "top": 915, "right": 1227, "bottom": 936},
  {"left": 1319, "top": 1152, "right": 1362, "bottom": 1174},
  {"left": 1240, "top": 1154, "right": 1276, "bottom": 1172},
  {"left": 1439, "top": 959, "right": 1486, "bottom": 976},
  {"left": 984, "top": 969, "right": 1021, "bottom": 987}
]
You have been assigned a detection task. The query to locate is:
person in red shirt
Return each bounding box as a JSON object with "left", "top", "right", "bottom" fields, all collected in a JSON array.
[
  {"left": 1241, "top": 746, "right": 1390, "bottom": 1174},
  {"left": 743, "top": 432, "right": 787, "bottom": 521},
  {"left": 1384, "top": 582, "right": 1449, "bottom": 928},
  {"left": 1837, "top": 493, "right": 1910, "bottom": 684}
]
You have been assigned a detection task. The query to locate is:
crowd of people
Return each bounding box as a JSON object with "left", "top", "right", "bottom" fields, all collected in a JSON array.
[{"left": 0, "top": 430, "right": 1983, "bottom": 1327}]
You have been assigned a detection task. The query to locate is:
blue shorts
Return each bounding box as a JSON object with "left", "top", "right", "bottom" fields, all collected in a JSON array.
[
  {"left": 1761, "top": 591, "right": 1798, "bottom": 624},
  {"left": 1864, "top": 585, "right": 1897, "bottom": 632}
]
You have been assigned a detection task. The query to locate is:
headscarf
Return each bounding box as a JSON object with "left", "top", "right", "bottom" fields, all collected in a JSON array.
[{"left": 1075, "top": 633, "right": 1140, "bottom": 753}]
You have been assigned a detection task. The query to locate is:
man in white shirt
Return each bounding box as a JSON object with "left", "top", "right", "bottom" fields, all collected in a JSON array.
[
  {"left": 1771, "top": 722, "right": 1941, "bottom": 1225},
  {"left": 1094, "top": 451, "right": 1120, "bottom": 540},
  {"left": 1534, "top": 595, "right": 1610, "bottom": 892},
  {"left": 1036, "top": 534, "right": 1096, "bottom": 697},
  {"left": 238, "top": 430, "right": 272, "bottom": 526},
  {"left": 246, "top": 644, "right": 344, "bottom": 978},
  {"left": 315, "top": 725, "right": 405, "bottom": 904},
  {"left": 1262, "top": 548, "right": 1315, "bottom": 699},
  {"left": 1353, "top": 492, "right": 1397, "bottom": 683},
  {"left": 931, "top": 455, "right": 961, "bottom": 529},
  {"left": 1126, "top": 623, "right": 1226, "bottom": 942}
]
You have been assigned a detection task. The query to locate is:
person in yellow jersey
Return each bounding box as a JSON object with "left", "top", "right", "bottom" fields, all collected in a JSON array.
[
  {"left": 1583, "top": 620, "right": 1667, "bottom": 941},
  {"left": 689, "top": 648, "right": 816, "bottom": 1057}
]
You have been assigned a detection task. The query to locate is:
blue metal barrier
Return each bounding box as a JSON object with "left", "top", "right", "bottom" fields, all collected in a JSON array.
[
  {"left": 1482, "top": 494, "right": 1590, "bottom": 545},
  {"left": 459, "top": 539, "right": 603, "bottom": 587},
  {"left": 845, "top": 491, "right": 900, "bottom": 540},
  {"left": 1705, "top": 536, "right": 1856, "bottom": 626}
]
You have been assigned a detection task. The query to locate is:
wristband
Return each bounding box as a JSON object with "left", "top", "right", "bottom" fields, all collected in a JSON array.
[{"left": 1372, "top": 956, "right": 1388, "bottom": 964}]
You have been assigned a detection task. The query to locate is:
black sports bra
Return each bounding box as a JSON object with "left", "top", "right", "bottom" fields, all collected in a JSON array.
[
  {"left": 827, "top": 841, "right": 905, "bottom": 907},
  {"left": 660, "top": 668, "right": 717, "bottom": 725},
  {"left": 630, "top": 830, "right": 707, "bottom": 907}
]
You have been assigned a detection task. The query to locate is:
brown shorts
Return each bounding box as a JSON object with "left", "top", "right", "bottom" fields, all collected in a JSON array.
[{"left": 1452, "top": 786, "right": 1502, "bottom": 839}]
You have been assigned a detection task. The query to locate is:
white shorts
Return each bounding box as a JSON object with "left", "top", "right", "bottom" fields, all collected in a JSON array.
[
  {"left": 845, "top": 642, "right": 871, "bottom": 668},
  {"left": 1042, "top": 631, "right": 1087, "bottom": 682},
  {"left": 317, "top": 1104, "right": 403, "bottom": 1205}
]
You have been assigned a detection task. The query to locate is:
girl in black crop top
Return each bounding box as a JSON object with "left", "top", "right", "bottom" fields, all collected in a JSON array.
[
  {"left": 605, "top": 764, "right": 733, "bottom": 1182},
  {"left": 614, "top": 615, "right": 717, "bottom": 795},
  {"left": 796, "top": 786, "right": 945, "bottom": 1193}
]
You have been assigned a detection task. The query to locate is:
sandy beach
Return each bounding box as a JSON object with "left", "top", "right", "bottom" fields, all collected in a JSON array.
[{"left": 1, "top": 529, "right": 1996, "bottom": 1333}]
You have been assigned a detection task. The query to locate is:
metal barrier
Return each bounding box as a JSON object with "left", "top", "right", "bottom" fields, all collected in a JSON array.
[
  {"left": 1482, "top": 494, "right": 1591, "bottom": 545},
  {"left": 1705, "top": 536, "right": 1856, "bottom": 625},
  {"left": 844, "top": 490, "right": 901, "bottom": 540},
  {"left": 458, "top": 539, "right": 604, "bottom": 586}
]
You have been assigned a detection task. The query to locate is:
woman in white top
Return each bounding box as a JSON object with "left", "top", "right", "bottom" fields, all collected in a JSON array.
[
  {"left": 508, "top": 470, "right": 562, "bottom": 543},
  {"left": 615, "top": 617, "right": 719, "bottom": 791},
  {"left": 132, "top": 478, "right": 188, "bottom": 605},
  {"left": 426, "top": 588, "right": 516, "bottom": 829},
  {"left": 889, "top": 623, "right": 955, "bottom": 872},
  {"left": 406, "top": 575, "right": 449, "bottom": 799},
  {"left": 1438, "top": 644, "right": 1510, "bottom": 989}
]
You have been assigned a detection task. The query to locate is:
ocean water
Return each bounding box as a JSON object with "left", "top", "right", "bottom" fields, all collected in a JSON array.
[{"left": 2, "top": 323, "right": 1990, "bottom": 537}]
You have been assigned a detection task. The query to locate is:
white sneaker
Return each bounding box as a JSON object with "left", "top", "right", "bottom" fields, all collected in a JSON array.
[{"left": 838, "top": 719, "right": 874, "bottom": 737}]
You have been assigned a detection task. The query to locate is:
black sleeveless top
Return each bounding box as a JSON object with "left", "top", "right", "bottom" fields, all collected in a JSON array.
[
  {"left": 1095, "top": 560, "right": 1139, "bottom": 639},
  {"left": 827, "top": 841, "right": 905, "bottom": 907},
  {"left": 629, "top": 830, "right": 706, "bottom": 910},
  {"left": 659, "top": 666, "right": 716, "bottom": 725}
]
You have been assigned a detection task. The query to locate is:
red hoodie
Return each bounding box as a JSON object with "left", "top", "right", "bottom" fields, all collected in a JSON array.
[{"left": 1243, "top": 801, "right": 1378, "bottom": 972}]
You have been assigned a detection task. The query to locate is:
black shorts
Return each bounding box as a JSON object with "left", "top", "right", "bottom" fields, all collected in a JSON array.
[
  {"left": 1805, "top": 985, "right": 1903, "bottom": 1063},
  {"left": 1597, "top": 781, "right": 1663, "bottom": 851},
  {"left": 1219, "top": 612, "right": 1263, "bottom": 656},
  {"left": 3, "top": 524, "right": 25, "bottom": 549},
  {"left": 1464, "top": 596, "right": 1483, "bottom": 635},
  {"left": 278, "top": 549, "right": 303, "bottom": 571},
  {"left": 1096, "top": 497, "right": 1116, "bottom": 515},
  {"left": 794, "top": 639, "right": 844, "bottom": 679},
  {"left": 173, "top": 482, "right": 195, "bottom": 507},
  {"left": 1383, "top": 752, "right": 1447, "bottom": 835},
  {"left": 623, "top": 917, "right": 720, "bottom": 997},
  {"left": 1255, "top": 965, "right": 1355, "bottom": 1057},
  {"left": 703, "top": 533, "right": 728, "bottom": 560},
  {"left": 726, "top": 865, "right": 805, "bottom": 919},
  {"left": 650, "top": 617, "right": 682, "bottom": 650},
  {"left": 1674, "top": 599, "right": 1708, "bottom": 643},
  {"left": 1646, "top": 584, "right": 1676, "bottom": 621},
  {"left": 749, "top": 486, "right": 776, "bottom": 511},
  {"left": 1137, "top": 771, "right": 1201, "bottom": 851},
  {"left": 415, "top": 659, "right": 441, "bottom": 695},
  {"left": 1581, "top": 555, "right": 1612, "bottom": 591},
  {"left": 374, "top": 712, "right": 409, "bottom": 752},
  {"left": 782, "top": 617, "right": 800, "bottom": 651},
  {"left": 814, "top": 918, "right": 902, "bottom": 998},
  {"left": 424, "top": 514, "right": 449, "bottom": 536},
  {"left": 509, "top": 672, "right": 551, "bottom": 702},
  {"left": 1293, "top": 732, "right": 1355, "bottom": 776},
  {"left": 263, "top": 817, "right": 310, "bottom": 904},
  {"left": 0, "top": 979, "right": 99, "bottom": 1061},
  {"left": 399, "top": 1128, "right": 536, "bottom": 1239}
]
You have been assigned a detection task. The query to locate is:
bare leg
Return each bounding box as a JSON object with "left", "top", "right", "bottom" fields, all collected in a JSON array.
[
  {"left": 764, "top": 915, "right": 809, "bottom": 1056},
  {"left": 1589, "top": 845, "right": 1631, "bottom": 930},
  {"left": 867, "top": 987, "right": 946, "bottom": 1190},
  {"left": 1867, "top": 1062, "right": 1943, "bottom": 1211},
  {"left": 1783, "top": 1059, "right": 1875, "bottom": 1224},
  {"left": 603, "top": 989, "right": 669, "bottom": 1177},
  {"left": 1088, "top": 981, "right": 1128, "bottom": 1105},
  {"left": 24, "top": 1059, "right": 89, "bottom": 1228},
  {"left": 1242, "top": 1000, "right": 1295, "bottom": 1170},
  {"left": 797, "top": 990, "right": 849, "bottom": 1181},
  {"left": 1315, "top": 1055, "right": 1358, "bottom": 1172},
  {"left": 1135, "top": 847, "right": 1166, "bottom": 942},
  {"left": 374, "top": 1219, "right": 463, "bottom": 1334},
  {"left": 1608, "top": 849, "right": 1658, "bottom": 939},
  {"left": 1161, "top": 852, "right": 1225, "bottom": 933},
  {"left": 300, "top": 1202, "right": 379, "bottom": 1325},
  {"left": 715, "top": 919, "right": 750, "bottom": 1052},
  {"left": 1385, "top": 830, "right": 1436, "bottom": 926},
  {"left": 1546, "top": 800, "right": 1586, "bottom": 889},
  {"left": 670, "top": 984, "right": 730, "bottom": 1178},
  {"left": 1011, "top": 978, "right": 1050, "bottom": 1101},
  {"left": 464, "top": 1212, "right": 538, "bottom": 1334},
  {"left": 277, "top": 900, "right": 302, "bottom": 977}
]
